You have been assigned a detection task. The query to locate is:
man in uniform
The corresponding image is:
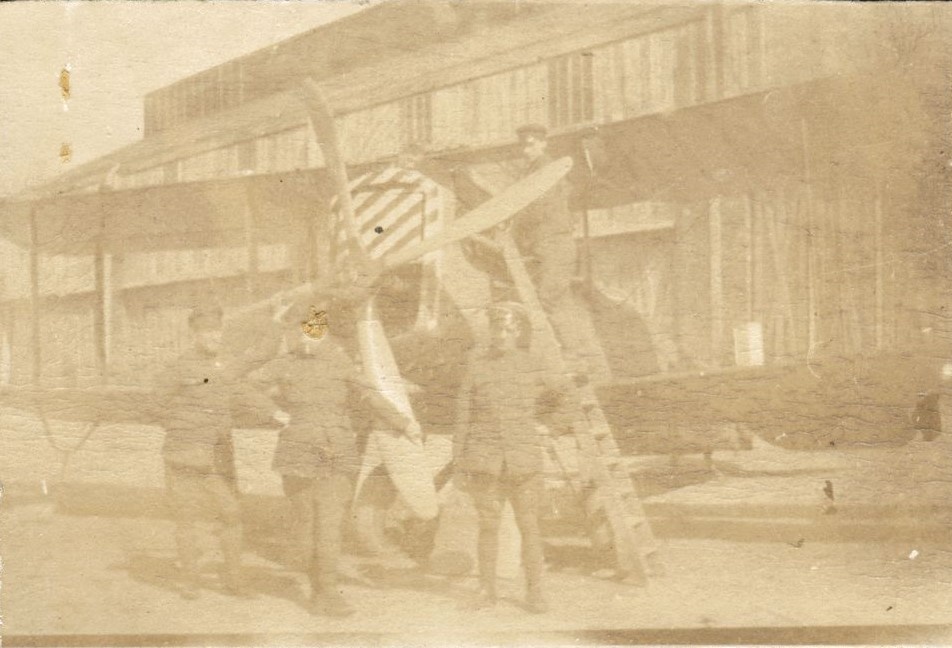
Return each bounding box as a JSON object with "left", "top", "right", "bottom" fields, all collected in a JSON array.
[
  {"left": 454, "top": 301, "right": 564, "bottom": 614},
  {"left": 255, "top": 303, "right": 420, "bottom": 617},
  {"left": 508, "top": 123, "right": 590, "bottom": 374},
  {"left": 157, "top": 303, "right": 248, "bottom": 600}
]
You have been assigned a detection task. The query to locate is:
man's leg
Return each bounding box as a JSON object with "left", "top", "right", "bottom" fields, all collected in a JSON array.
[
  {"left": 507, "top": 471, "right": 548, "bottom": 613},
  {"left": 164, "top": 463, "right": 203, "bottom": 599},
  {"left": 206, "top": 473, "right": 249, "bottom": 597},
  {"left": 940, "top": 390, "right": 952, "bottom": 436},
  {"left": 282, "top": 475, "right": 316, "bottom": 571},
  {"left": 309, "top": 472, "right": 355, "bottom": 616},
  {"left": 533, "top": 245, "right": 594, "bottom": 375},
  {"left": 468, "top": 472, "right": 504, "bottom": 604}
]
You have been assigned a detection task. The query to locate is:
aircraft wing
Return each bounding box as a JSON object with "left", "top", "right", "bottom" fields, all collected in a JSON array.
[{"left": 1, "top": 385, "right": 162, "bottom": 426}]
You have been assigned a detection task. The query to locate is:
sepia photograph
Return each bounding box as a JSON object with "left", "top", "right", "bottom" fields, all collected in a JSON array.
[{"left": 0, "top": 1, "right": 951, "bottom": 645}]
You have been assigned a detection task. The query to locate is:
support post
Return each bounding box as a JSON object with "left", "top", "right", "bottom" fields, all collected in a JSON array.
[
  {"left": 94, "top": 212, "right": 107, "bottom": 382},
  {"left": 874, "top": 188, "right": 885, "bottom": 349},
  {"left": 709, "top": 197, "right": 725, "bottom": 364},
  {"left": 745, "top": 193, "right": 754, "bottom": 323},
  {"left": 243, "top": 187, "right": 260, "bottom": 298},
  {"left": 802, "top": 119, "right": 818, "bottom": 353},
  {"left": 29, "top": 208, "right": 41, "bottom": 385}
]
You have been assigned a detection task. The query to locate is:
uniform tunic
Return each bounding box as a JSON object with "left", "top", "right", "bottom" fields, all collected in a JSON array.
[
  {"left": 256, "top": 340, "right": 411, "bottom": 478},
  {"left": 157, "top": 348, "right": 239, "bottom": 475},
  {"left": 511, "top": 153, "right": 576, "bottom": 270},
  {"left": 455, "top": 348, "right": 549, "bottom": 477},
  {"left": 260, "top": 343, "right": 362, "bottom": 477},
  {"left": 454, "top": 346, "right": 561, "bottom": 596}
]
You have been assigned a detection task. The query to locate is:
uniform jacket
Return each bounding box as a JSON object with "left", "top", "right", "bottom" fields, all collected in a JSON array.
[
  {"left": 454, "top": 347, "right": 562, "bottom": 477},
  {"left": 157, "top": 348, "right": 244, "bottom": 475},
  {"left": 255, "top": 340, "right": 412, "bottom": 478},
  {"left": 511, "top": 154, "right": 575, "bottom": 260}
]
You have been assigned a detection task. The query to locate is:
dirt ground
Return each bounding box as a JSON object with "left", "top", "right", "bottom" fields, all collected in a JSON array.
[
  {"left": 3, "top": 409, "right": 952, "bottom": 645},
  {"left": 3, "top": 485, "right": 952, "bottom": 644}
]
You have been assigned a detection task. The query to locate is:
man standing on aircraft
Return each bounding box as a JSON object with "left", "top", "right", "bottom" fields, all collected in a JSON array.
[
  {"left": 509, "top": 124, "right": 589, "bottom": 374},
  {"left": 157, "top": 303, "right": 248, "bottom": 600}
]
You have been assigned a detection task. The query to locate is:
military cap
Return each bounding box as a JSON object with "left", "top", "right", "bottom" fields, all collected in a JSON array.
[
  {"left": 275, "top": 288, "right": 361, "bottom": 341},
  {"left": 188, "top": 303, "right": 224, "bottom": 330},
  {"left": 299, "top": 305, "right": 329, "bottom": 341},
  {"left": 516, "top": 123, "right": 548, "bottom": 141},
  {"left": 488, "top": 301, "right": 532, "bottom": 348}
]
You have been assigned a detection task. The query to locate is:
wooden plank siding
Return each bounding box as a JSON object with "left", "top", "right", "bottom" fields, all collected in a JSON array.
[
  {"left": 5, "top": 5, "right": 941, "bottom": 386},
  {"left": 22, "top": 4, "right": 843, "bottom": 197}
]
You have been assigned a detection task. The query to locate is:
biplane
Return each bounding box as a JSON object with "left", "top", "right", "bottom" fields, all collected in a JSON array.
[
  {"left": 0, "top": 77, "right": 665, "bottom": 580},
  {"left": 2, "top": 56, "right": 948, "bottom": 581}
]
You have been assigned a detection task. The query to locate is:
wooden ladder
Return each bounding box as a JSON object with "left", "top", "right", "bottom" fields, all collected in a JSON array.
[{"left": 497, "top": 234, "right": 660, "bottom": 582}]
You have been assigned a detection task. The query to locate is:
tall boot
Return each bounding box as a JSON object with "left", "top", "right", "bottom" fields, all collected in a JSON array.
[
  {"left": 220, "top": 524, "right": 252, "bottom": 598},
  {"left": 470, "top": 527, "right": 499, "bottom": 609},
  {"left": 175, "top": 524, "right": 202, "bottom": 600},
  {"left": 311, "top": 570, "right": 354, "bottom": 617},
  {"left": 523, "top": 539, "right": 548, "bottom": 614},
  {"left": 310, "top": 535, "right": 354, "bottom": 618},
  {"left": 525, "top": 577, "right": 549, "bottom": 614}
]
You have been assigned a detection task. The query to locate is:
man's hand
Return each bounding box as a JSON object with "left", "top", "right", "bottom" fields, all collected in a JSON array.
[
  {"left": 494, "top": 220, "right": 512, "bottom": 236},
  {"left": 270, "top": 296, "right": 295, "bottom": 324},
  {"left": 405, "top": 418, "right": 423, "bottom": 443},
  {"left": 273, "top": 410, "right": 291, "bottom": 427}
]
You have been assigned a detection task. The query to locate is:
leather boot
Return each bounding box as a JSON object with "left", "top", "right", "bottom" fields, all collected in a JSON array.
[
  {"left": 176, "top": 540, "right": 202, "bottom": 600},
  {"left": 525, "top": 563, "right": 549, "bottom": 615},
  {"left": 310, "top": 589, "right": 355, "bottom": 617},
  {"left": 179, "top": 568, "right": 201, "bottom": 601},
  {"left": 221, "top": 527, "right": 253, "bottom": 598},
  {"left": 525, "top": 585, "right": 549, "bottom": 614}
]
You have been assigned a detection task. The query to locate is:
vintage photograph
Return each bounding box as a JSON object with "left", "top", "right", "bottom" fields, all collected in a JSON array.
[{"left": 1, "top": 1, "right": 951, "bottom": 645}]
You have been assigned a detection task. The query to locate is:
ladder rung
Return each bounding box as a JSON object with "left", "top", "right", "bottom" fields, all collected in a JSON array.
[
  {"left": 602, "top": 452, "right": 623, "bottom": 465},
  {"left": 499, "top": 233, "right": 658, "bottom": 579},
  {"left": 615, "top": 485, "right": 636, "bottom": 498},
  {"left": 615, "top": 477, "right": 636, "bottom": 491},
  {"left": 613, "top": 478, "right": 634, "bottom": 491},
  {"left": 577, "top": 391, "right": 599, "bottom": 404},
  {"left": 619, "top": 498, "right": 639, "bottom": 511}
]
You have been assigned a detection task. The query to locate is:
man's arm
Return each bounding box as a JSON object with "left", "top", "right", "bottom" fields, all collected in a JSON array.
[
  {"left": 347, "top": 373, "right": 419, "bottom": 439},
  {"left": 532, "top": 355, "right": 580, "bottom": 432},
  {"left": 453, "top": 363, "right": 474, "bottom": 463},
  {"left": 234, "top": 358, "right": 290, "bottom": 428}
]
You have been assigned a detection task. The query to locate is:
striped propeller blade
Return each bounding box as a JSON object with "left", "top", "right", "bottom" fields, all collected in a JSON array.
[{"left": 332, "top": 167, "right": 443, "bottom": 271}]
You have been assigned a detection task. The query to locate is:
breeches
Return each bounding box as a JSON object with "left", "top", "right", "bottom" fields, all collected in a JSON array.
[
  {"left": 164, "top": 462, "right": 241, "bottom": 574},
  {"left": 525, "top": 243, "right": 576, "bottom": 314},
  {"left": 282, "top": 473, "right": 354, "bottom": 593},
  {"left": 467, "top": 470, "right": 544, "bottom": 591},
  {"left": 524, "top": 245, "right": 590, "bottom": 368}
]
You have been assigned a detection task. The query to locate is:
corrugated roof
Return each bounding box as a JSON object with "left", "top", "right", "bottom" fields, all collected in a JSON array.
[
  {"left": 19, "top": 3, "right": 677, "bottom": 201},
  {"left": 145, "top": 0, "right": 552, "bottom": 124}
]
